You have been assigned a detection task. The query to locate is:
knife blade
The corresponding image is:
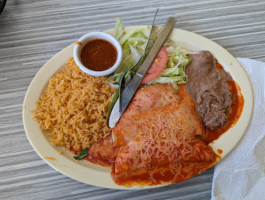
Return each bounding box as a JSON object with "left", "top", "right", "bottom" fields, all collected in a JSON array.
[{"left": 108, "top": 17, "right": 176, "bottom": 128}]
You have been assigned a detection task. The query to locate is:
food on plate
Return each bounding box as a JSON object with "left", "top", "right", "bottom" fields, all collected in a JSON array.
[
  {"left": 73, "top": 147, "right": 89, "bottom": 160},
  {"left": 186, "top": 51, "right": 233, "bottom": 130},
  {"left": 109, "top": 19, "right": 191, "bottom": 88},
  {"left": 33, "top": 58, "right": 116, "bottom": 151},
  {"left": 106, "top": 18, "right": 191, "bottom": 119},
  {"left": 141, "top": 45, "right": 168, "bottom": 84},
  {"left": 112, "top": 84, "right": 206, "bottom": 146},
  {"left": 32, "top": 18, "right": 245, "bottom": 187},
  {"left": 147, "top": 39, "right": 191, "bottom": 88},
  {"left": 86, "top": 84, "right": 217, "bottom": 186},
  {"left": 108, "top": 18, "right": 150, "bottom": 84},
  {"left": 80, "top": 38, "right": 118, "bottom": 71},
  {"left": 86, "top": 134, "right": 119, "bottom": 167},
  {"left": 112, "top": 84, "right": 216, "bottom": 186}
]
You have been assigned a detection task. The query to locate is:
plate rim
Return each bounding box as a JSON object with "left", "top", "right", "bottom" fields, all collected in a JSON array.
[{"left": 22, "top": 26, "right": 254, "bottom": 190}]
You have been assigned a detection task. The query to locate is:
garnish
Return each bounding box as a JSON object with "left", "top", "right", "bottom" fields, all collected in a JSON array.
[{"left": 74, "top": 148, "right": 89, "bottom": 160}]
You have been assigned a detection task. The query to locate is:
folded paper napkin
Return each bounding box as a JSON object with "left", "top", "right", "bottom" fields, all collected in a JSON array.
[{"left": 211, "top": 58, "right": 265, "bottom": 200}]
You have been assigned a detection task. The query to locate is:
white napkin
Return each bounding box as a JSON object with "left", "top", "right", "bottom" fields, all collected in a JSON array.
[{"left": 211, "top": 58, "right": 265, "bottom": 200}]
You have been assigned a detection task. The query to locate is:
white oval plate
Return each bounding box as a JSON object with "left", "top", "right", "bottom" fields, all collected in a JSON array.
[{"left": 23, "top": 26, "right": 253, "bottom": 190}]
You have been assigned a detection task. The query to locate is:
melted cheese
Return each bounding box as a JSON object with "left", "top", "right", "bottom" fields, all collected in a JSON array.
[
  {"left": 113, "top": 84, "right": 215, "bottom": 185},
  {"left": 89, "top": 84, "right": 217, "bottom": 186}
]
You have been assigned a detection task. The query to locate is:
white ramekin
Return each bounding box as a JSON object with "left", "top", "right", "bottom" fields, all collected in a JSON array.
[{"left": 73, "top": 32, "right": 122, "bottom": 76}]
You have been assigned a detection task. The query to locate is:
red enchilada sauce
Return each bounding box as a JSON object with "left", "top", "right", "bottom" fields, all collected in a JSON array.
[
  {"left": 109, "top": 68, "right": 244, "bottom": 186},
  {"left": 75, "top": 61, "right": 244, "bottom": 187},
  {"left": 80, "top": 39, "right": 117, "bottom": 71},
  {"left": 110, "top": 85, "right": 221, "bottom": 187},
  {"left": 204, "top": 79, "right": 244, "bottom": 144},
  {"left": 203, "top": 63, "right": 244, "bottom": 144}
]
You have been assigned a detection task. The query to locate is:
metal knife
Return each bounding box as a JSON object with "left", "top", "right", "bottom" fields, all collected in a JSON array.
[
  {"left": 118, "top": 8, "right": 159, "bottom": 113},
  {"left": 109, "top": 17, "right": 176, "bottom": 128}
]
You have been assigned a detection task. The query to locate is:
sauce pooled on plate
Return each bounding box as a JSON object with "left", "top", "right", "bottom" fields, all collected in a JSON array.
[{"left": 81, "top": 39, "right": 117, "bottom": 71}]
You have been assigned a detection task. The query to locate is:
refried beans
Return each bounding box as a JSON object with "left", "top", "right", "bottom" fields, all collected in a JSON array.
[{"left": 185, "top": 51, "right": 233, "bottom": 130}]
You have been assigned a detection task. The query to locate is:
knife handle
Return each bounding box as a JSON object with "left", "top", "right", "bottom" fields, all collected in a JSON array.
[{"left": 138, "top": 17, "right": 176, "bottom": 76}]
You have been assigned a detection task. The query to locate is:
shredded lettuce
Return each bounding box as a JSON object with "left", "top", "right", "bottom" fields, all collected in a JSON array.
[
  {"left": 111, "top": 19, "right": 191, "bottom": 89},
  {"left": 107, "top": 18, "right": 192, "bottom": 120},
  {"left": 149, "top": 40, "right": 192, "bottom": 89},
  {"left": 109, "top": 18, "right": 149, "bottom": 84},
  {"left": 107, "top": 18, "right": 150, "bottom": 120},
  {"left": 115, "top": 17, "right": 125, "bottom": 41}
]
